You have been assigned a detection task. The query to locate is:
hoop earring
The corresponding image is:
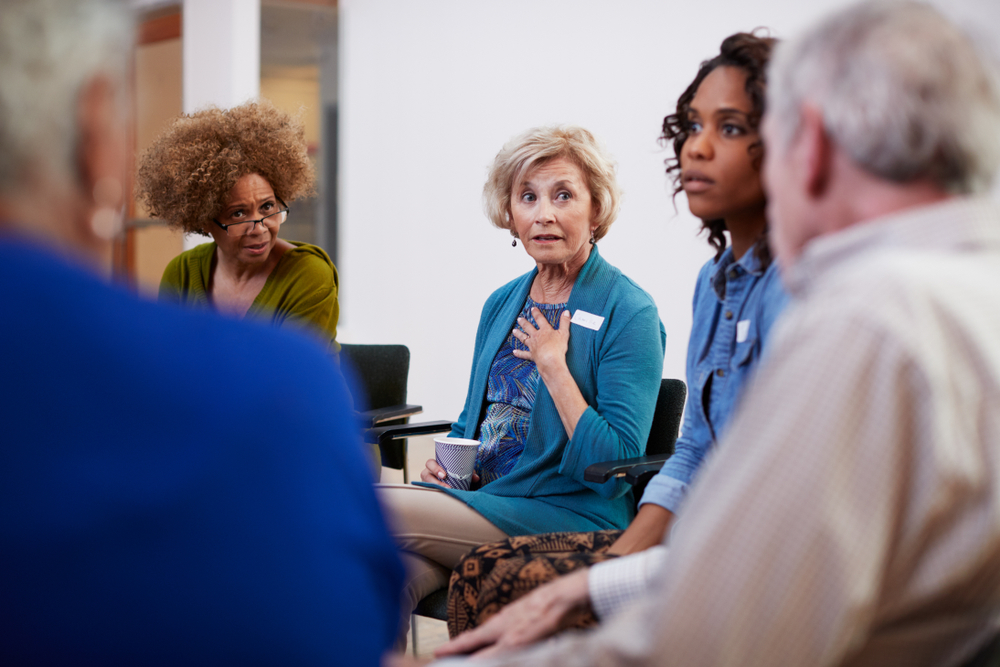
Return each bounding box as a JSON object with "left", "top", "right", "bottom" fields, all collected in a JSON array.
[
  {"left": 512, "top": 238, "right": 517, "bottom": 247},
  {"left": 589, "top": 230, "right": 596, "bottom": 245}
]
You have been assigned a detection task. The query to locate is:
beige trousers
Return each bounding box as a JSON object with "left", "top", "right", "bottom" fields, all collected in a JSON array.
[{"left": 376, "top": 484, "right": 508, "bottom": 628}]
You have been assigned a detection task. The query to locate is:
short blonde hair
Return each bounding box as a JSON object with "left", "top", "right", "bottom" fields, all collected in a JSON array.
[{"left": 483, "top": 125, "right": 621, "bottom": 241}]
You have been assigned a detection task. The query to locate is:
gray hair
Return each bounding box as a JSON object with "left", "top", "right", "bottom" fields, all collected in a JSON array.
[
  {"left": 483, "top": 125, "right": 622, "bottom": 241},
  {"left": 768, "top": 0, "right": 1000, "bottom": 194},
  {"left": 0, "top": 0, "right": 133, "bottom": 194}
]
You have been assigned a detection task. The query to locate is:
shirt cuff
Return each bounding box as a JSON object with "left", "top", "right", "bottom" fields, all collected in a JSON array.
[
  {"left": 637, "top": 472, "right": 689, "bottom": 514},
  {"left": 588, "top": 547, "right": 669, "bottom": 620}
]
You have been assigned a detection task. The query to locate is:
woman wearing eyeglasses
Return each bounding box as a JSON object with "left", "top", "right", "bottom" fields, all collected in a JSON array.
[{"left": 136, "top": 100, "right": 339, "bottom": 348}]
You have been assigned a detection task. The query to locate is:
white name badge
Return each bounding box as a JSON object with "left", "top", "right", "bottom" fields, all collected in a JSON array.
[
  {"left": 571, "top": 310, "right": 605, "bottom": 331},
  {"left": 736, "top": 319, "right": 751, "bottom": 343}
]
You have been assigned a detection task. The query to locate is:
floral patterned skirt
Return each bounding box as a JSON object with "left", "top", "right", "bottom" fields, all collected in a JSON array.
[{"left": 447, "top": 530, "right": 624, "bottom": 637}]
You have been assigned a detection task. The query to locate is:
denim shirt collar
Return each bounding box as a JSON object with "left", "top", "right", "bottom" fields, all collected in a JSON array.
[{"left": 709, "top": 244, "right": 766, "bottom": 301}]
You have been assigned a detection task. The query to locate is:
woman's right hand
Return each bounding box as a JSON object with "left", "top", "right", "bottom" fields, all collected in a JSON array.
[
  {"left": 419, "top": 459, "right": 480, "bottom": 488},
  {"left": 420, "top": 458, "right": 450, "bottom": 487}
]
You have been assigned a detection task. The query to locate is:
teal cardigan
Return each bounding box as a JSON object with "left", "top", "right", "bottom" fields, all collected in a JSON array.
[{"left": 423, "top": 247, "right": 666, "bottom": 535}]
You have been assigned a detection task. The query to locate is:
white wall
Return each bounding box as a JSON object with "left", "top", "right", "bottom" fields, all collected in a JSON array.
[
  {"left": 182, "top": 0, "right": 261, "bottom": 251},
  {"left": 338, "top": 0, "right": 1000, "bottom": 421}
]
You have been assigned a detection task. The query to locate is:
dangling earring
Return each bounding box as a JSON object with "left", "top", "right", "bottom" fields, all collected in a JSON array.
[
  {"left": 90, "top": 176, "right": 124, "bottom": 241},
  {"left": 589, "top": 230, "right": 596, "bottom": 245},
  {"left": 512, "top": 237, "right": 517, "bottom": 247}
]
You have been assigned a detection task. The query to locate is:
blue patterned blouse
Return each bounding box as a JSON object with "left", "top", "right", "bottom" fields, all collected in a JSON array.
[{"left": 475, "top": 296, "right": 567, "bottom": 484}]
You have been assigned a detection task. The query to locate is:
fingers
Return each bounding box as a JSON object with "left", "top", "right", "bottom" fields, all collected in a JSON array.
[
  {"left": 525, "top": 308, "right": 556, "bottom": 332},
  {"left": 426, "top": 458, "right": 446, "bottom": 479},
  {"left": 531, "top": 308, "right": 553, "bottom": 331},
  {"left": 435, "top": 622, "right": 501, "bottom": 657},
  {"left": 471, "top": 609, "right": 556, "bottom": 659},
  {"left": 512, "top": 323, "right": 530, "bottom": 344},
  {"left": 514, "top": 309, "right": 568, "bottom": 338},
  {"left": 381, "top": 654, "right": 429, "bottom": 667},
  {"left": 419, "top": 459, "right": 448, "bottom": 486},
  {"left": 445, "top": 587, "right": 556, "bottom": 658}
]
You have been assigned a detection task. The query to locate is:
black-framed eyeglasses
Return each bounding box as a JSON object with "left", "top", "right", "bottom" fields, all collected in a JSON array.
[{"left": 213, "top": 198, "right": 290, "bottom": 236}]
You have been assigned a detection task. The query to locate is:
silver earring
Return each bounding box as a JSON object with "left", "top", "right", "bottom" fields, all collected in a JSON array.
[
  {"left": 589, "top": 230, "right": 596, "bottom": 245},
  {"left": 512, "top": 238, "right": 517, "bottom": 247}
]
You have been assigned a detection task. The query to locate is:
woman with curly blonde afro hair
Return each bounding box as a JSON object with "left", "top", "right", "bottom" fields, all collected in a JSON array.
[{"left": 136, "top": 100, "right": 338, "bottom": 347}]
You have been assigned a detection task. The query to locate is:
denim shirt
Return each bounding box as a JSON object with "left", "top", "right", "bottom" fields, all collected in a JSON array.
[{"left": 640, "top": 245, "right": 789, "bottom": 514}]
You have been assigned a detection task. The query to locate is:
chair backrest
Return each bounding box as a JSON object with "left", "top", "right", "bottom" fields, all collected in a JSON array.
[
  {"left": 645, "top": 378, "right": 687, "bottom": 457},
  {"left": 339, "top": 344, "right": 410, "bottom": 411}
]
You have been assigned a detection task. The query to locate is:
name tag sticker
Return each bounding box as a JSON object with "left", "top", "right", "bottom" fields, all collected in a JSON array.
[
  {"left": 571, "top": 310, "right": 605, "bottom": 331},
  {"left": 736, "top": 319, "right": 751, "bottom": 343}
]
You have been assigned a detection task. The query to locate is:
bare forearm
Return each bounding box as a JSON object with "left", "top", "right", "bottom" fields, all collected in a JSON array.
[{"left": 606, "top": 504, "right": 675, "bottom": 556}]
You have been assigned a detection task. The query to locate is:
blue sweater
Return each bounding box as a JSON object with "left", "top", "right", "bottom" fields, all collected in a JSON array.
[
  {"left": 0, "top": 237, "right": 402, "bottom": 665},
  {"left": 427, "top": 247, "right": 666, "bottom": 535}
]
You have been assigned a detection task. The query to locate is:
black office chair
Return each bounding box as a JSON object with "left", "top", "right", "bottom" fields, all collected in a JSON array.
[
  {"left": 406, "top": 378, "right": 688, "bottom": 625},
  {"left": 583, "top": 377, "right": 687, "bottom": 498},
  {"left": 340, "top": 343, "right": 447, "bottom": 483}
]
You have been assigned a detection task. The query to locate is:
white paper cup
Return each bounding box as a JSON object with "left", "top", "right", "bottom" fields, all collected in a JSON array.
[{"left": 434, "top": 437, "right": 479, "bottom": 490}]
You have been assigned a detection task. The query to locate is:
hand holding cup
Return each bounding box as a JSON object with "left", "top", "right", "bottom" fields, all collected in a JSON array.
[{"left": 423, "top": 437, "right": 480, "bottom": 490}]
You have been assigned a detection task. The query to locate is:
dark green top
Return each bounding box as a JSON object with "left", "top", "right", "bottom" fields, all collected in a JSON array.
[{"left": 159, "top": 240, "right": 339, "bottom": 348}]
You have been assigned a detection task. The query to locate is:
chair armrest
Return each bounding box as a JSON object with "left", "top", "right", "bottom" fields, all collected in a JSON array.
[
  {"left": 584, "top": 453, "right": 671, "bottom": 484},
  {"left": 357, "top": 404, "right": 423, "bottom": 428},
  {"left": 625, "top": 461, "right": 667, "bottom": 486},
  {"left": 365, "top": 420, "right": 455, "bottom": 445}
]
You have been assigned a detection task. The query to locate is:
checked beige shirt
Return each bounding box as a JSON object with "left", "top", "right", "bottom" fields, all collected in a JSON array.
[{"left": 443, "top": 196, "right": 1000, "bottom": 667}]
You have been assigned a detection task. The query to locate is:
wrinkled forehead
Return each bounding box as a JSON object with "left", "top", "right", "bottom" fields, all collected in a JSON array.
[{"left": 512, "top": 154, "right": 586, "bottom": 191}]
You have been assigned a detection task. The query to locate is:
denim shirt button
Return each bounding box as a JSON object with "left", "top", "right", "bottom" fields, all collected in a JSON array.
[
  {"left": 716, "top": 369, "right": 725, "bottom": 378},
  {"left": 725, "top": 310, "right": 733, "bottom": 320}
]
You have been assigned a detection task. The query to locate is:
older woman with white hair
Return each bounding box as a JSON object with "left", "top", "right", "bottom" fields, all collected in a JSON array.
[
  {"left": 0, "top": 0, "right": 402, "bottom": 662},
  {"left": 378, "top": 125, "right": 665, "bottom": 635}
]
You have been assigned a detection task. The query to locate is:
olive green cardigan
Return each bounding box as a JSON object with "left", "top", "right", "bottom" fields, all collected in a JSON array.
[{"left": 159, "top": 241, "right": 339, "bottom": 348}]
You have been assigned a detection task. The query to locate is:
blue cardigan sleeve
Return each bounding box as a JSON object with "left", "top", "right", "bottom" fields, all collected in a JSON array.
[{"left": 558, "top": 303, "right": 665, "bottom": 498}]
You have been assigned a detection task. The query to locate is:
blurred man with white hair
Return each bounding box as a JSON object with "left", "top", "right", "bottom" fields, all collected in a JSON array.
[
  {"left": 0, "top": 1, "right": 402, "bottom": 663},
  {"left": 426, "top": 2, "right": 1000, "bottom": 665}
]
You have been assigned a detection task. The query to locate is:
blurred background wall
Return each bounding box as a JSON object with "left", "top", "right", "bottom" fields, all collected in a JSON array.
[
  {"left": 127, "top": 0, "right": 999, "bottom": 423},
  {"left": 336, "top": 0, "right": 1000, "bottom": 421}
]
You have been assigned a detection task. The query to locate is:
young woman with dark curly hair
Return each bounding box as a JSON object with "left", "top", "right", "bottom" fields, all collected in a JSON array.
[
  {"left": 432, "top": 31, "right": 792, "bottom": 657},
  {"left": 135, "top": 100, "right": 338, "bottom": 347}
]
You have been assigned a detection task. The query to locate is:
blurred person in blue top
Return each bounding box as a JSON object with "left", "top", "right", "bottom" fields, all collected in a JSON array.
[
  {"left": 436, "top": 31, "right": 791, "bottom": 644},
  {"left": 377, "top": 125, "right": 666, "bottom": 641},
  {"left": 0, "top": 1, "right": 401, "bottom": 664}
]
